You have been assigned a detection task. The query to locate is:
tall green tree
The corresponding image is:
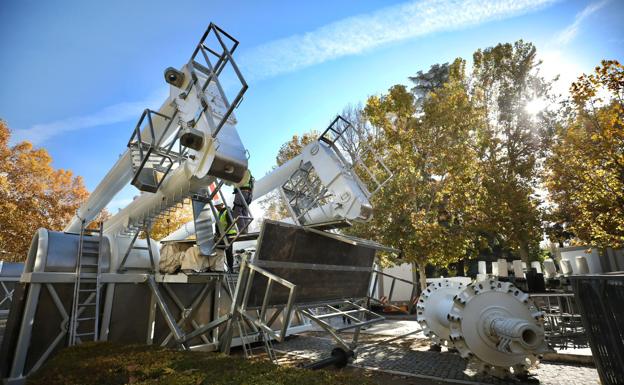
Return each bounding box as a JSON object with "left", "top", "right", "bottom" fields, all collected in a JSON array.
[
  {"left": 471, "top": 41, "right": 554, "bottom": 262},
  {"left": 361, "top": 60, "right": 482, "bottom": 289},
  {"left": 409, "top": 62, "right": 450, "bottom": 108},
  {"left": 545, "top": 60, "right": 624, "bottom": 248}
]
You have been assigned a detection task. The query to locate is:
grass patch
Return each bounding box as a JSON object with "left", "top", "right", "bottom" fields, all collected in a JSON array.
[{"left": 27, "top": 342, "right": 373, "bottom": 385}]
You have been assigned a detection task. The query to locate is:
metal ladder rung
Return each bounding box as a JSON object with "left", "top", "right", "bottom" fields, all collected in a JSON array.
[
  {"left": 316, "top": 309, "right": 365, "bottom": 320},
  {"left": 334, "top": 317, "right": 382, "bottom": 332},
  {"left": 72, "top": 207, "right": 104, "bottom": 358}
]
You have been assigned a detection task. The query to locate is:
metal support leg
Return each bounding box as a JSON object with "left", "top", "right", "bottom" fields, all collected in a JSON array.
[
  {"left": 100, "top": 283, "right": 115, "bottom": 341},
  {"left": 146, "top": 276, "right": 188, "bottom": 350},
  {"left": 9, "top": 283, "right": 41, "bottom": 381}
]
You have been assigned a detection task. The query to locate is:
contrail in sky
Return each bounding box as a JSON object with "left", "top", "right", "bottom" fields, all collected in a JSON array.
[
  {"left": 14, "top": 0, "right": 560, "bottom": 145},
  {"left": 239, "top": 0, "right": 560, "bottom": 81}
]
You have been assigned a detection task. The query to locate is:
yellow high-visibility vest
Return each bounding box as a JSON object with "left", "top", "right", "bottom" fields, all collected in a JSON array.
[{"left": 219, "top": 210, "right": 237, "bottom": 235}]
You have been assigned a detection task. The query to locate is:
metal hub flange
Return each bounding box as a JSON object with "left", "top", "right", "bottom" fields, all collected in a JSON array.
[
  {"left": 447, "top": 279, "right": 547, "bottom": 377},
  {"left": 416, "top": 279, "right": 465, "bottom": 345}
]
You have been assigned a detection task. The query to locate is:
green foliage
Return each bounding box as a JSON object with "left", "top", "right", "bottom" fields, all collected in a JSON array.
[
  {"left": 264, "top": 41, "right": 619, "bottom": 284},
  {"left": 349, "top": 41, "right": 555, "bottom": 283},
  {"left": 471, "top": 40, "right": 553, "bottom": 261},
  {"left": 27, "top": 342, "right": 372, "bottom": 385},
  {"left": 545, "top": 60, "right": 624, "bottom": 248},
  {"left": 356, "top": 59, "right": 482, "bottom": 288}
]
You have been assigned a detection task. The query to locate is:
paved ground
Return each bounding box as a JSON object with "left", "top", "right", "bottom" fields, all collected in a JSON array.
[{"left": 274, "top": 319, "right": 601, "bottom": 385}]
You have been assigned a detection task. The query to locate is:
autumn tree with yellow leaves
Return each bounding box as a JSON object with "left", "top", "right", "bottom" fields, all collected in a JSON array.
[
  {"left": 0, "top": 121, "right": 89, "bottom": 262},
  {"left": 149, "top": 200, "right": 194, "bottom": 240},
  {"left": 546, "top": 60, "right": 624, "bottom": 248}
]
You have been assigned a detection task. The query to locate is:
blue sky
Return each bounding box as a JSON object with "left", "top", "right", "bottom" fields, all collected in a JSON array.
[{"left": 1, "top": 0, "right": 622, "bottom": 212}]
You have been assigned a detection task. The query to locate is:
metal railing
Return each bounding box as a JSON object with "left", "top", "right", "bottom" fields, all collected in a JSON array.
[
  {"left": 188, "top": 23, "right": 248, "bottom": 138},
  {"left": 220, "top": 257, "right": 298, "bottom": 355},
  {"left": 127, "top": 109, "right": 180, "bottom": 193},
  {"left": 319, "top": 115, "right": 393, "bottom": 197},
  {"left": 368, "top": 270, "right": 417, "bottom": 313},
  {"left": 530, "top": 292, "right": 587, "bottom": 349}
]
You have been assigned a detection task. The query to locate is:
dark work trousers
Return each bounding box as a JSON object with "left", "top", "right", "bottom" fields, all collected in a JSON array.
[
  {"left": 225, "top": 245, "right": 234, "bottom": 273},
  {"left": 217, "top": 244, "right": 234, "bottom": 273},
  {"left": 233, "top": 189, "right": 252, "bottom": 234}
]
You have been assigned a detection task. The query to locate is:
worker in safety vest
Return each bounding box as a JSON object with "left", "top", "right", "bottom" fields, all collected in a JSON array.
[
  {"left": 214, "top": 200, "right": 237, "bottom": 273},
  {"left": 232, "top": 170, "right": 254, "bottom": 234}
]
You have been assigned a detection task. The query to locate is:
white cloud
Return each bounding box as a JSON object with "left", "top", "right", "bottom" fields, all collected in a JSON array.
[
  {"left": 13, "top": 0, "right": 562, "bottom": 145},
  {"left": 240, "top": 0, "right": 559, "bottom": 81},
  {"left": 540, "top": 1, "right": 610, "bottom": 97},
  {"left": 554, "top": 0, "right": 609, "bottom": 45},
  {"left": 11, "top": 87, "right": 168, "bottom": 145}
]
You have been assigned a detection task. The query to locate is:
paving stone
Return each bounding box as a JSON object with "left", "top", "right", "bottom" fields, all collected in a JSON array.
[{"left": 275, "top": 334, "right": 600, "bottom": 385}]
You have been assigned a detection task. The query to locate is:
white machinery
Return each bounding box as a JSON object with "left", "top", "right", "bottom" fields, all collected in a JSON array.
[
  {"left": 417, "top": 278, "right": 548, "bottom": 378},
  {"left": 2, "top": 20, "right": 550, "bottom": 384},
  {"left": 1, "top": 23, "right": 399, "bottom": 383},
  {"left": 163, "top": 114, "right": 390, "bottom": 244}
]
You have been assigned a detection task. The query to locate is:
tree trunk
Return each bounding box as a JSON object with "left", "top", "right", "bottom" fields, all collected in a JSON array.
[
  {"left": 411, "top": 262, "right": 420, "bottom": 295},
  {"left": 455, "top": 259, "right": 465, "bottom": 276},
  {"left": 519, "top": 243, "right": 529, "bottom": 263},
  {"left": 417, "top": 261, "right": 428, "bottom": 291}
]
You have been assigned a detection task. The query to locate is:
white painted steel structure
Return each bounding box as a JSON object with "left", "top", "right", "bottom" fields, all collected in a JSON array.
[
  {"left": 417, "top": 278, "right": 548, "bottom": 378},
  {"left": 1, "top": 23, "right": 401, "bottom": 385}
]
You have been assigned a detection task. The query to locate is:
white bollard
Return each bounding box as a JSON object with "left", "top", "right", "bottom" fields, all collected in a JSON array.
[
  {"left": 513, "top": 260, "right": 524, "bottom": 278},
  {"left": 530, "top": 261, "right": 543, "bottom": 274},
  {"left": 543, "top": 259, "right": 557, "bottom": 278},
  {"left": 497, "top": 259, "right": 508, "bottom": 277},
  {"left": 576, "top": 256, "right": 590, "bottom": 274},
  {"left": 560, "top": 259, "right": 573, "bottom": 275},
  {"left": 478, "top": 261, "right": 487, "bottom": 275}
]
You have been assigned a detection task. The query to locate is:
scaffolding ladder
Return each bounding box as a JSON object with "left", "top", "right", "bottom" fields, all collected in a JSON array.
[{"left": 68, "top": 221, "right": 103, "bottom": 346}]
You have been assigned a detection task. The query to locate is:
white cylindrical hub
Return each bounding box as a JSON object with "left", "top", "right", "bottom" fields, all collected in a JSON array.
[
  {"left": 443, "top": 279, "right": 547, "bottom": 377},
  {"left": 489, "top": 316, "right": 542, "bottom": 351},
  {"left": 417, "top": 279, "right": 464, "bottom": 344}
]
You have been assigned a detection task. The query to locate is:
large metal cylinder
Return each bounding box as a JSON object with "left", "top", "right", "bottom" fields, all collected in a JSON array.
[{"left": 418, "top": 278, "right": 548, "bottom": 378}]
